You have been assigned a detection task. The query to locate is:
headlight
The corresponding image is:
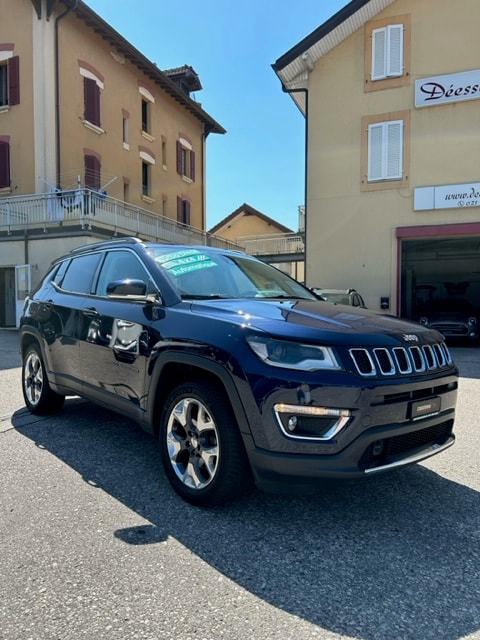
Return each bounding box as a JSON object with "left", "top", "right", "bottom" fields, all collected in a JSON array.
[
  {"left": 468, "top": 317, "right": 477, "bottom": 326},
  {"left": 246, "top": 336, "right": 341, "bottom": 371},
  {"left": 419, "top": 316, "right": 429, "bottom": 325}
]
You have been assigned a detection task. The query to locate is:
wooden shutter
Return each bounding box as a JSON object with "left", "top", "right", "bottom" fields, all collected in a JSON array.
[
  {"left": 184, "top": 200, "right": 191, "bottom": 225},
  {"left": 190, "top": 150, "right": 195, "bottom": 181},
  {"left": 368, "top": 120, "right": 403, "bottom": 181},
  {"left": 0, "top": 140, "right": 10, "bottom": 188},
  {"left": 386, "top": 120, "right": 403, "bottom": 178},
  {"left": 386, "top": 25, "right": 403, "bottom": 77},
  {"left": 85, "top": 154, "right": 101, "bottom": 189},
  {"left": 8, "top": 56, "right": 20, "bottom": 105},
  {"left": 371, "top": 28, "right": 387, "bottom": 80},
  {"left": 371, "top": 24, "right": 403, "bottom": 80},
  {"left": 176, "top": 141, "right": 182, "bottom": 175},
  {"left": 368, "top": 123, "right": 384, "bottom": 180},
  {"left": 84, "top": 78, "right": 100, "bottom": 126}
]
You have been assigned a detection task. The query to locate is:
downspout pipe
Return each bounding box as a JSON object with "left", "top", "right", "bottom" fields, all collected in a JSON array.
[
  {"left": 55, "top": 0, "right": 79, "bottom": 188},
  {"left": 275, "top": 80, "right": 309, "bottom": 283}
]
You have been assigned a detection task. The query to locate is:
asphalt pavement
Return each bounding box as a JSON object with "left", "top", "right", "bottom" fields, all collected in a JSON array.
[{"left": 0, "top": 329, "right": 479, "bottom": 640}]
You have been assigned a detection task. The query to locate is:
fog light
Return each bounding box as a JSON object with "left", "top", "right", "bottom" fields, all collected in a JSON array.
[
  {"left": 274, "top": 403, "right": 351, "bottom": 441},
  {"left": 287, "top": 416, "right": 298, "bottom": 432}
]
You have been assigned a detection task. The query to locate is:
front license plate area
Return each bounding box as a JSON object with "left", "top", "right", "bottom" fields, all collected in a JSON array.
[{"left": 409, "top": 396, "right": 441, "bottom": 420}]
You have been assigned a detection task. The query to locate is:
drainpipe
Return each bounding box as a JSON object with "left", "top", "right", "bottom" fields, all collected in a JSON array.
[
  {"left": 279, "top": 84, "right": 309, "bottom": 282},
  {"left": 201, "top": 124, "right": 214, "bottom": 242},
  {"left": 55, "top": 0, "right": 79, "bottom": 187}
]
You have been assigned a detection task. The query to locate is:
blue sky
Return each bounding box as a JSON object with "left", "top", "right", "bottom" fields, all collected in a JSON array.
[{"left": 86, "top": 0, "right": 347, "bottom": 231}]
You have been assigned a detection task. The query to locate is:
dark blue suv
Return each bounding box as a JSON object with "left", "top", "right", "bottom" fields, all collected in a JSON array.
[{"left": 20, "top": 237, "right": 458, "bottom": 506}]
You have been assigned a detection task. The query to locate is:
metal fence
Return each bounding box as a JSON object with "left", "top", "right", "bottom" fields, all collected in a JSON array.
[
  {"left": 239, "top": 233, "right": 305, "bottom": 256},
  {"left": 0, "top": 189, "right": 241, "bottom": 251},
  {"left": 0, "top": 190, "right": 304, "bottom": 258}
]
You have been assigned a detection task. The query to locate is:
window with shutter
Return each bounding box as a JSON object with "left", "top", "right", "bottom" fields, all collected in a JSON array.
[
  {"left": 372, "top": 25, "right": 403, "bottom": 80},
  {"left": 361, "top": 111, "right": 410, "bottom": 191},
  {"left": 176, "top": 140, "right": 196, "bottom": 182},
  {"left": 0, "top": 140, "right": 10, "bottom": 188},
  {"left": 84, "top": 77, "right": 101, "bottom": 127},
  {"left": 365, "top": 15, "right": 410, "bottom": 92},
  {"left": 368, "top": 120, "right": 403, "bottom": 181},
  {"left": 85, "top": 154, "right": 101, "bottom": 189}
]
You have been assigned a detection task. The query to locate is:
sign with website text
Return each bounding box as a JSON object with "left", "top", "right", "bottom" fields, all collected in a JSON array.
[
  {"left": 415, "top": 69, "right": 480, "bottom": 107},
  {"left": 414, "top": 182, "right": 480, "bottom": 211}
]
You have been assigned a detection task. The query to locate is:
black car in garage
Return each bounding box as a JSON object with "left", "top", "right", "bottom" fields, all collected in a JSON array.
[{"left": 418, "top": 298, "right": 479, "bottom": 342}]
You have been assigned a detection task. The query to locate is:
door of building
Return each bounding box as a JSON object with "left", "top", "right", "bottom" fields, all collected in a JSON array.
[{"left": 15, "top": 264, "right": 31, "bottom": 327}]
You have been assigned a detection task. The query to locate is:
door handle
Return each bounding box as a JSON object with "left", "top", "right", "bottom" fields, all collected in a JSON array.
[{"left": 83, "top": 307, "right": 100, "bottom": 318}]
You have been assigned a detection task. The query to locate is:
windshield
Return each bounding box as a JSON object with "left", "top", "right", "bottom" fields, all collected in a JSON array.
[{"left": 150, "top": 247, "right": 316, "bottom": 300}]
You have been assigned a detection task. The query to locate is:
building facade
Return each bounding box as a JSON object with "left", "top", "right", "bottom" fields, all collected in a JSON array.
[
  {"left": 0, "top": 0, "right": 225, "bottom": 325},
  {"left": 273, "top": 0, "right": 480, "bottom": 318},
  {"left": 209, "top": 203, "right": 305, "bottom": 281}
]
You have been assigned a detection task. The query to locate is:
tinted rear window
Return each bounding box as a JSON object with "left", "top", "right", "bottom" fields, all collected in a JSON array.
[{"left": 60, "top": 253, "right": 102, "bottom": 294}]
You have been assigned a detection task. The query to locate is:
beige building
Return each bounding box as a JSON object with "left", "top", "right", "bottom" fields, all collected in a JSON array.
[
  {"left": 274, "top": 0, "right": 480, "bottom": 317},
  {"left": 209, "top": 203, "right": 305, "bottom": 282},
  {"left": 0, "top": 0, "right": 225, "bottom": 325}
]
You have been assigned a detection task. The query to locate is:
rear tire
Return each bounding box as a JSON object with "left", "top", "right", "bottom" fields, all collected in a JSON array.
[
  {"left": 159, "top": 382, "right": 254, "bottom": 507},
  {"left": 22, "top": 344, "right": 65, "bottom": 415}
]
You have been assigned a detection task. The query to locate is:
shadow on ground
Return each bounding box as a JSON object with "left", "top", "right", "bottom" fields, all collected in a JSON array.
[{"left": 13, "top": 399, "right": 480, "bottom": 640}]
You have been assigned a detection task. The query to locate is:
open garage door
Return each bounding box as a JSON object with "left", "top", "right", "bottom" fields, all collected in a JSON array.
[{"left": 400, "top": 235, "right": 480, "bottom": 325}]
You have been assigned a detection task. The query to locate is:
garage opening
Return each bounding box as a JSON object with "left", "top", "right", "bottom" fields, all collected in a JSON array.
[{"left": 399, "top": 234, "right": 480, "bottom": 337}]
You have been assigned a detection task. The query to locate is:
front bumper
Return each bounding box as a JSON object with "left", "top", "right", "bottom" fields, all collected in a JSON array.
[{"left": 247, "top": 411, "right": 455, "bottom": 494}]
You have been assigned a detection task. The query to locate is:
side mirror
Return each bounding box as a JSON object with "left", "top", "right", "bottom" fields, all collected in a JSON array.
[{"left": 106, "top": 279, "right": 147, "bottom": 297}]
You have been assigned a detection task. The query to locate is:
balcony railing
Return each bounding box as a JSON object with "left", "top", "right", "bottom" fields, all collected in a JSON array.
[
  {"left": 0, "top": 190, "right": 304, "bottom": 261},
  {"left": 0, "top": 189, "right": 241, "bottom": 251},
  {"left": 238, "top": 233, "right": 304, "bottom": 256}
]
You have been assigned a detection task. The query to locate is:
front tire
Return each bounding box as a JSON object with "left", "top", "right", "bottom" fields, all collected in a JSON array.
[
  {"left": 159, "top": 382, "right": 254, "bottom": 507},
  {"left": 22, "top": 344, "right": 65, "bottom": 415}
]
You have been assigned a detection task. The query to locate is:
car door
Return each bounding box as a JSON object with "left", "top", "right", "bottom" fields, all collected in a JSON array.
[
  {"left": 78, "top": 249, "right": 157, "bottom": 417},
  {"left": 45, "top": 252, "right": 103, "bottom": 392}
]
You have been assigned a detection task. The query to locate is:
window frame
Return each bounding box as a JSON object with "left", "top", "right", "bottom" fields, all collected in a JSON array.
[
  {"left": 364, "top": 15, "right": 410, "bottom": 92},
  {"left": 361, "top": 110, "right": 410, "bottom": 191}
]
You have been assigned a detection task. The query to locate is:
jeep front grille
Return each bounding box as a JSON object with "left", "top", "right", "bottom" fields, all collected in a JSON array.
[{"left": 349, "top": 342, "right": 452, "bottom": 377}]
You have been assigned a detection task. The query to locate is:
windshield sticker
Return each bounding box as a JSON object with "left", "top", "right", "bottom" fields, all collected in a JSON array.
[{"left": 156, "top": 249, "right": 217, "bottom": 275}]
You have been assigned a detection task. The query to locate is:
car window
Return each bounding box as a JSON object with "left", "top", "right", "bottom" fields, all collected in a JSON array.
[
  {"left": 51, "top": 259, "right": 70, "bottom": 286},
  {"left": 95, "top": 250, "right": 153, "bottom": 296},
  {"left": 151, "top": 247, "right": 315, "bottom": 299},
  {"left": 60, "top": 253, "right": 102, "bottom": 294}
]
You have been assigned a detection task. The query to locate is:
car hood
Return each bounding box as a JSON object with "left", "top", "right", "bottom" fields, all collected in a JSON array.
[{"left": 189, "top": 298, "right": 437, "bottom": 346}]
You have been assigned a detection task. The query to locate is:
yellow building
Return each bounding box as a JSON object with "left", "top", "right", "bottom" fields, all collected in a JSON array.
[
  {"left": 274, "top": 0, "right": 480, "bottom": 318},
  {"left": 0, "top": 0, "right": 225, "bottom": 325},
  {"left": 209, "top": 203, "right": 305, "bottom": 282}
]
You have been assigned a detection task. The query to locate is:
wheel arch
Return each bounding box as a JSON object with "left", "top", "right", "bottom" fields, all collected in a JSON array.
[{"left": 146, "top": 352, "right": 254, "bottom": 440}]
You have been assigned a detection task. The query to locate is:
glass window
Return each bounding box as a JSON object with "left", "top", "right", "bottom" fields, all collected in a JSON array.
[
  {"left": 95, "top": 250, "right": 152, "bottom": 296},
  {"left": 60, "top": 253, "right": 102, "bottom": 294}
]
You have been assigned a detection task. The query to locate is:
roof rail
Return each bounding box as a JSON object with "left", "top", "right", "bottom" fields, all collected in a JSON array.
[{"left": 69, "top": 236, "right": 142, "bottom": 254}]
